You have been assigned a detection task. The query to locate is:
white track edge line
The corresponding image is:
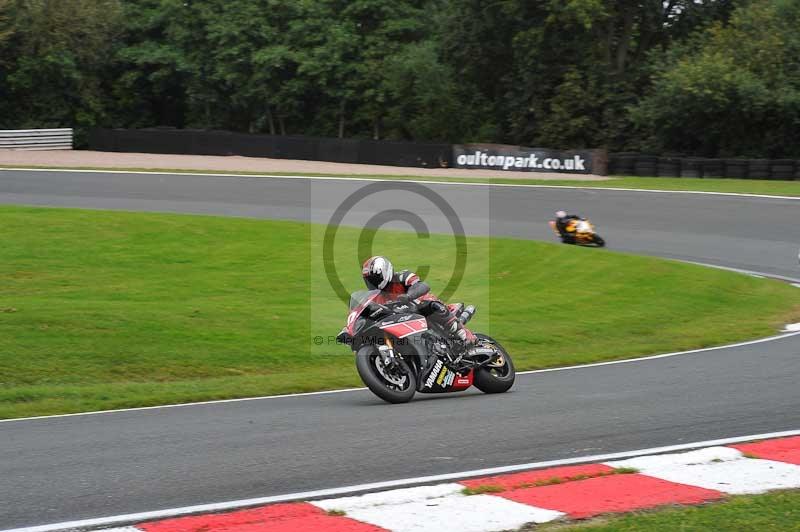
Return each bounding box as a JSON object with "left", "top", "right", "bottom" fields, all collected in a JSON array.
[
  {"left": 516, "top": 330, "right": 800, "bottom": 375},
  {"left": 0, "top": 387, "right": 366, "bottom": 424},
  {"left": 1, "top": 167, "right": 798, "bottom": 201},
  {"left": 3, "top": 330, "right": 798, "bottom": 425},
  {"left": 6, "top": 429, "right": 800, "bottom": 532},
  {"left": 682, "top": 260, "right": 800, "bottom": 284}
]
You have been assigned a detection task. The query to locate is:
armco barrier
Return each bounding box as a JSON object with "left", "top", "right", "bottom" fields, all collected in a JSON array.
[
  {"left": 609, "top": 153, "right": 797, "bottom": 180},
  {"left": 0, "top": 128, "right": 73, "bottom": 150},
  {"left": 88, "top": 128, "right": 452, "bottom": 169}
]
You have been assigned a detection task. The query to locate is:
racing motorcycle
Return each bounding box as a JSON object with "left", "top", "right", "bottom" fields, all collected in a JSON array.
[
  {"left": 338, "top": 290, "right": 515, "bottom": 403},
  {"left": 549, "top": 218, "right": 606, "bottom": 247}
]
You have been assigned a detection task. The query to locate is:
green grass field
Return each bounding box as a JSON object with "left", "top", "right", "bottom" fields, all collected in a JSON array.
[
  {"left": 1, "top": 205, "right": 797, "bottom": 418},
  {"left": 3, "top": 164, "right": 800, "bottom": 196},
  {"left": 538, "top": 490, "right": 800, "bottom": 531}
]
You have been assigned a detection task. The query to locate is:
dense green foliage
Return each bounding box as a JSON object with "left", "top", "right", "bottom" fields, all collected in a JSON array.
[
  {"left": 632, "top": 0, "right": 800, "bottom": 157},
  {"left": 0, "top": 0, "right": 797, "bottom": 157}
]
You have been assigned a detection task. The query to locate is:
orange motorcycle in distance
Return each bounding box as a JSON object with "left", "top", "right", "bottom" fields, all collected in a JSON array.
[{"left": 549, "top": 218, "right": 606, "bottom": 247}]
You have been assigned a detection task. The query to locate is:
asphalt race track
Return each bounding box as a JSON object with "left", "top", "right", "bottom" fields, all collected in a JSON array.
[
  {"left": 0, "top": 169, "right": 797, "bottom": 279},
  {"left": 0, "top": 169, "right": 799, "bottom": 529}
]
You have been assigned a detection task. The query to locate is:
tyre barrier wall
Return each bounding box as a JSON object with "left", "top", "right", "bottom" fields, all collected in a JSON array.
[
  {"left": 609, "top": 153, "right": 799, "bottom": 180},
  {"left": 88, "top": 128, "right": 453, "bottom": 169}
]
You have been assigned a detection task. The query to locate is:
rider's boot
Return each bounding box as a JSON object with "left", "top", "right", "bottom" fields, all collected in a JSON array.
[{"left": 447, "top": 315, "right": 477, "bottom": 349}]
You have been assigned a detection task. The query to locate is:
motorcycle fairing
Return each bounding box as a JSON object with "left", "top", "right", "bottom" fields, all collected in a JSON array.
[
  {"left": 419, "top": 357, "right": 474, "bottom": 394},
  {"left": 452, "top": 370, "right": 474, "bottom": 390},
  {"left": 550, "top": 218, "right": 598, "bottom": 245},
  {"left": 378, "top": 317, "right": 428, "bottom": 338},
  {"left": 346, "top": 292, "right": 377, "bottom": 336}
]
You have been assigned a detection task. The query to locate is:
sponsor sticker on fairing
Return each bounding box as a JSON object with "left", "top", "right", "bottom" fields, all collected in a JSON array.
[
  {"left": 425, "top": 360, "right": 444, "bottom": 388},
  {"left": 432, "top": 364, "right": 456, "bottom": 388}
]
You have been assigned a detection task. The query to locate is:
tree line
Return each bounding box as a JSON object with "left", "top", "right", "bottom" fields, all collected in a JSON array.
[{"left": 0, "top": 0, "right": 798, "bottom": 158}]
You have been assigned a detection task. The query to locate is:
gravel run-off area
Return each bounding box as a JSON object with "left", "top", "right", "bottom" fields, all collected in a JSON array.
[{"left": 0, "top": 149, "right": 609, "bottom": 181}]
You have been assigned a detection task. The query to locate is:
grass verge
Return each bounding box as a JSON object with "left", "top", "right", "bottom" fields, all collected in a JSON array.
[
  {"left": 462, "top": 468, "right": 639, "bottom": 495},
  {"left": 536, "top": 489, "right": 800, "bottom": 531},
  {"left": 2, "top": 164, "right": 799, "bottom": 196},
  {"left": 1, "top": 206, "right": 798, "bottom": 419}
]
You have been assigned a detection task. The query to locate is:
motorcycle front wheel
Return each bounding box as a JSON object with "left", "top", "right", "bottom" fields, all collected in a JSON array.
[
  {"left": 593, "top": 234, "right": 606, "bottom": 247},
  {"left": 355, "top": 346, "right": 417, "bottom": 404},
  {"left": 472, "top": 334, "right": 516, "bottom": 394}
]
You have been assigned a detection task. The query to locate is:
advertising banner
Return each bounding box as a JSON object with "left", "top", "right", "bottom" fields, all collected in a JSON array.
[{"left": 453, "top": 144, "right": 603, "bottom": 174}]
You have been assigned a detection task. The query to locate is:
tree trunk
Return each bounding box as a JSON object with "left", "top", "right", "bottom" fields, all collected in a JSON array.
[
  {"left": 635, "top": 1, "right": 664, "bottom": 62},
  {"left": 373, "top": 116, "right": 380, "bottom": 140},
  {"left": 604, "top": 17, "right": 614, "bottom": 68},
  {"left": 615, "top": 10, "right": 635, "bottom": 75},
  {"left": 338, "top": 100, "right": 346, "bottom": 139},
  {"left": 266, "top": 107, "right": 276, "bottom": 136},
  {"left": 279, "top": 115, "right": 286, "bottom": 136}
]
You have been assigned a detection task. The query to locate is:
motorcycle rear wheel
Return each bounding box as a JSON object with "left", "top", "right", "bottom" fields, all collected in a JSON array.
[
  {"left": 356, "top": 346, "right": 417, "bottom": 404},
  {"left": 473, "top": 334, "right": 516, "bottom": 394}
]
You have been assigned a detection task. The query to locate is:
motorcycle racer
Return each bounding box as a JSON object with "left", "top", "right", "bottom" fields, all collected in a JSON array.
[
  {"left": 553, "top": 210, "right": 583, "bottom": 244},
  {"left": 361, "top": 256, "right": 476, "bottom": 346}
]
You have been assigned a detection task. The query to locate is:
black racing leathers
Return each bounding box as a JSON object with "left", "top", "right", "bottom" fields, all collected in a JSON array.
[
  {"left": 555, "top": 215, "right": 582, "bottom": 243},
  {"left": 366, "top": 270, "right": 473, "bottom": 344}
]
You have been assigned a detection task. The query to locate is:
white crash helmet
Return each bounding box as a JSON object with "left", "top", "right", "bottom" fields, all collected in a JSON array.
[{"left": 362, "top": 256, "right": 394, "bottom": 289}]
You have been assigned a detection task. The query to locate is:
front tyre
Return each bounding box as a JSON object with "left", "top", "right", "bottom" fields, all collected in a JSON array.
[
  {"left": 473, "top": 334, "right": 516, "bottom": 394},
  {"left": 593, "top": 234, "right": 606, "bottom": 247},
  {"left": 355, "top": 346, "right": 417, "bottom": 404}
]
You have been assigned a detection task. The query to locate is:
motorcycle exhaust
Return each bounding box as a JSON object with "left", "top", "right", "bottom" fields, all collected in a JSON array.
[{"left": 459, "top": 305, "right": 476, "bottom": 325}]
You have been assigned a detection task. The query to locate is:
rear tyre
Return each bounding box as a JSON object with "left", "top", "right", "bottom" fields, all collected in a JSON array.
[
  {"left": 473, "top": 334, "right": 515, "bottom": 394},
  {"left": 355, "top": 346, "right": 416, "bottom": 404}
]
